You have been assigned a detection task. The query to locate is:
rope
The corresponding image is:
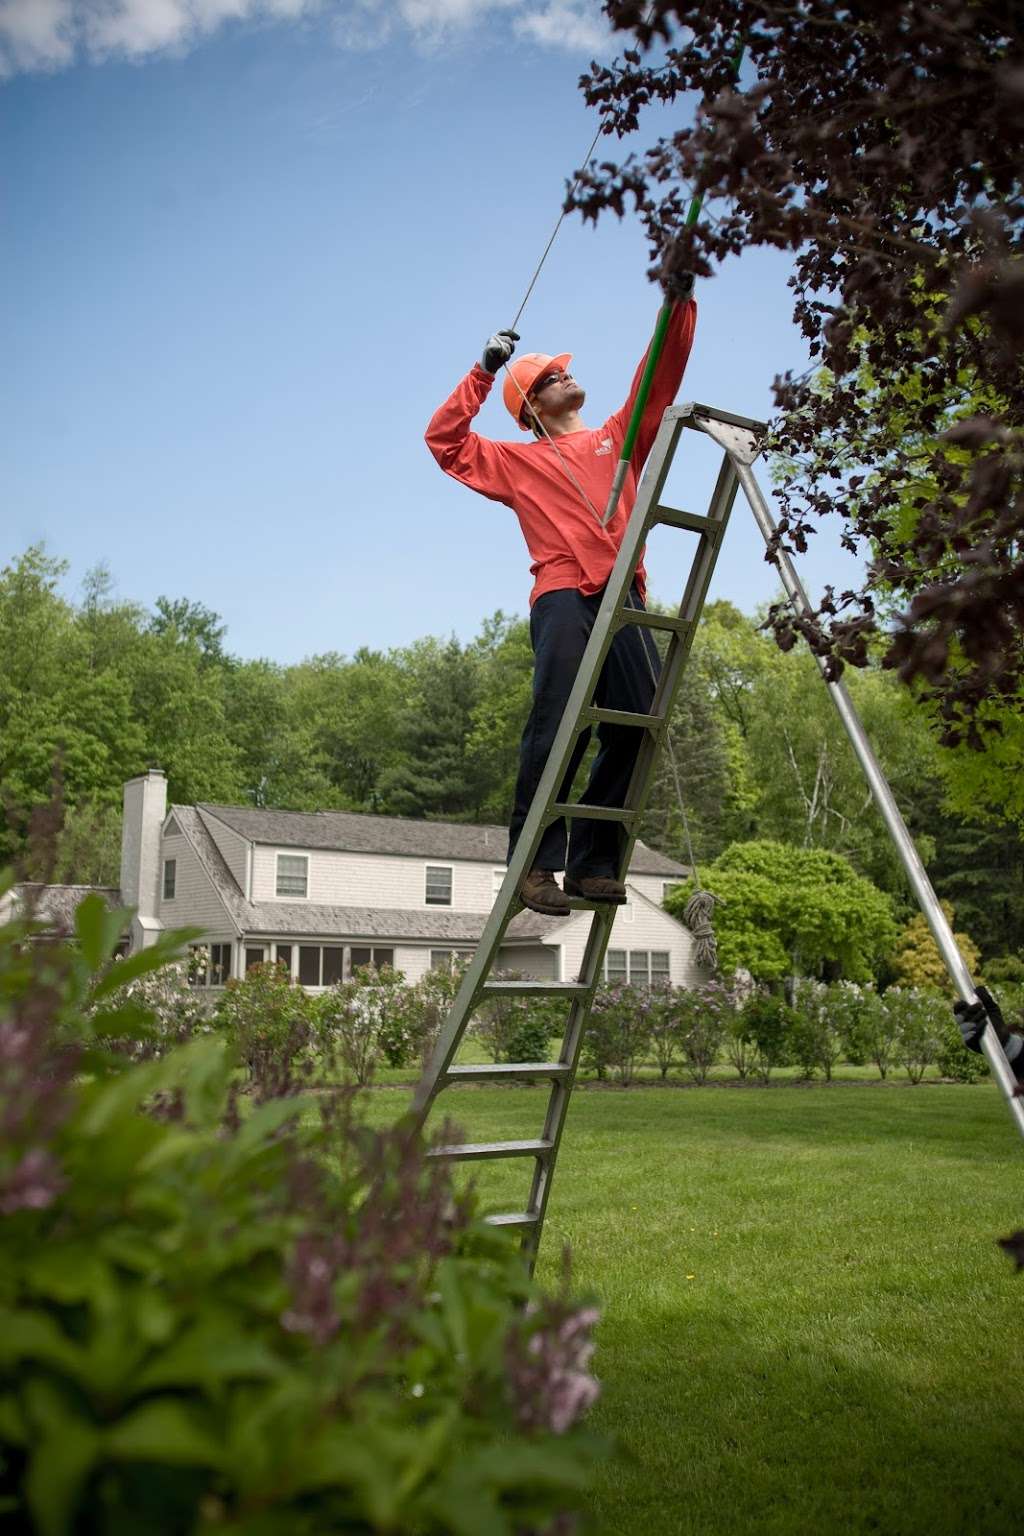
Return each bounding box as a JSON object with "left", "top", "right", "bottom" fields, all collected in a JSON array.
[
  {"left": 623, "top": 589, "right": 720, "bottom": 971},
  {"left": 509, "top": 117, "right": 606, "bottom": 334}
]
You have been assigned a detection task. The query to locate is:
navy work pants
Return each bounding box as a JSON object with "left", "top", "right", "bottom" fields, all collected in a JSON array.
[{"left": 507, "top": 584, "right": 661, "bottom": 878}]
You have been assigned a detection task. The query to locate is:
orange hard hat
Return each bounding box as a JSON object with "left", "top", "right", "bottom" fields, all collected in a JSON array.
[{"left": 502, "top": 351, "right": 573, "bottom": 429}]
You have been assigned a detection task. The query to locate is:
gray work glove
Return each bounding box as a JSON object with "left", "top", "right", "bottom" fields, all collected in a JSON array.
[
  {"left": 954, "top": 986, "right": 1024, "bottom": 1079},
  {"left": 481, "top": 329, "right": 519, "bottom": 375}
]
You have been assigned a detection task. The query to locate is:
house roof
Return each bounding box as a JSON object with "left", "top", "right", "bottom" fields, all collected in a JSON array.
[
  {"left": 5, "top": 883, "right": 123, "bottom": 936},
  {"left": 168, "top": 808, "right": 670, "bottom": 945},
  {"left": 195, "top": 802, "right": 689, "bottom": 876}
]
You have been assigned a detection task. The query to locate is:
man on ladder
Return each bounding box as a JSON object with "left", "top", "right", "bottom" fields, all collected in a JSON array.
[{"left": 425, "top": 277, "right": 697, "bottom": 918}]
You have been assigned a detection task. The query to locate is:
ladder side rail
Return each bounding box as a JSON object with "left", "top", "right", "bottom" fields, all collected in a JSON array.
[
  {"left": 414, "top": 413, "right": 689, "bottom": 1113},
  {"left": 613, "top": 446, "right": 743, "bottom": 878},
  {"left": 526, "top": 438, "right": 747, "bottom": 1260},
  {"left": 732, "top": 455, "right": 1024, "bottom": 1143},
  {"left": 524, "top": 908, "right": 619, "bottom": 1263}
]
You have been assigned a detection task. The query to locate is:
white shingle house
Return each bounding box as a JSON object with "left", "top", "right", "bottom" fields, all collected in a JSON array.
[{"left": 112, "top": 768, "right": 707, "bottom": 990}]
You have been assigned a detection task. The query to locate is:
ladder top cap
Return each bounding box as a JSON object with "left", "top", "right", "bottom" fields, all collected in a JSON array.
[{"left": 667, "top": 401, "right": 768, "bottom": 434}]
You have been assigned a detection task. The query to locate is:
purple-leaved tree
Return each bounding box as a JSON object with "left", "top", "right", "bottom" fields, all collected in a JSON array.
[{"left": 570, "top": 0, "right": 1022, "bottom": 743}]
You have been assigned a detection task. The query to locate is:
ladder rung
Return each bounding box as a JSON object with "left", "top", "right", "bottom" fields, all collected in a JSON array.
[
  {"left": 617, "top": 609, "right": 693, "bottom": 637},
  {"left": 485, "top": 1211, "right": 539, "bottom": 1229},
  {"left": 429, "top": 1138, "right": 554, "bottom": 1163},
  {"left": 550, "top": 802, "right": 634, "bottom": 823},
  {"left": 652, "top": 503, "right": 714, "bottom": 535},
  {"left": 586, "top": 706, "right": 664, "bottom": 730},
  {"left": 482, "top": 979, "right": 589, "bottom": 997},
  {"left": 445, "top": 1062, "right": 571, "bottom": 1083}
]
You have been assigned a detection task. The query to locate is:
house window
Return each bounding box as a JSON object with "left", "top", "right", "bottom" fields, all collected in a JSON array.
[
  {"left": 163, "top": 859, "right": 176, "bottom": 900},
  {"left": 605, "top": 949, "right": 670, "bottom": 986},
  {"left": 245, "top": 946, "right": 265, "bottom": 972},
  {"left": 606, "top": 949, "right": 627, "bottom": 984},
  {"left": 210, "top": 943, "right": 232, "bottom": 985},
  {"left": 492, "top": 868, "right": 506, "bottom": 898},
  {"left": 322, "top": 946, "right": 345, "bottom": 985},
  {"left": 350, "top": 947, "right": 394, "bottom": 973},
  {"left": 425, "top": 865, "right": 452, "bottom": 906},
  {"left": 430, "top": 948, "right": 474, "bottom": 973},
  {"left": 276, "top": 854, "right": 308, "bottom": 898},
  {"left": 274, "top": 944, "right": 292, "bottom": 977},
  {"left": 188, "top": 942, "right": 233, "bottom": 986},
  {"left": 296, "top": 945, "right": 349, "bottom": 987},
  {"left": 298, "top": 945, "right": 321, "bottom": 986}
]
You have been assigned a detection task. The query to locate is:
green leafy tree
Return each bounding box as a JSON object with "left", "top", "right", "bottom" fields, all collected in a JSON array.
[
  {"left": 890, "top": 903, "right": 981, "bottom": 993},
  {"left": 379, "top": 637, "right": 488, "bottom": 820},
  {"left": 289, "top": 647, "right": 405, "bottom": 809},
  {"left": 465, "top": 613, "right": 534, "bottom": 824},
  {"left": 667, "top": 840, "right": 897, "bottom": 984}
]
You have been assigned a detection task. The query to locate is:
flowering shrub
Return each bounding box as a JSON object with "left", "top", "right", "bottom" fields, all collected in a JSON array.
[
  {"left": 789, "top": 980, "right": 844, "bottom": 1081},
  {"left": 646, "top": 985, "right": 681, "bottom": 1079},
  {"left": 883, "top": 987, "right": 946, "bottom": 1083},
  {"left": 724, "top": 1010, "right": 756, "bottom": 1079},
  {"left": 406, "top": 962, "right": 466, "bottom": 1068},
  {"left": 311, "top": 964, "right": 416, "bottom": 1085},
  {"left": 0, "top": 888, "right": 604, "bottom": 1533},
  {"left": 215, "top": 960, "right": 313, "bottom": 1097},
  {"left": 475, "top": 973, "right": 559, "bottom": 1066},
  {"left": 583, "top": 983, "right": 651, "bottom": 1085},
  {"left": 676, "top": 981, "right": 735, "bottom": 1085},
  {"left": 97, "top": 954, "right": 210, "bottom": 1058},
  {"left": 739, "top": 992, "right": 798, "bottom": 1084}
]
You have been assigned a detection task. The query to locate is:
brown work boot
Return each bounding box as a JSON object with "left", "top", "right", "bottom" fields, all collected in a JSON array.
[
  {"left": 563, "top": 874, "right": 628, "bottom": 905},
  {"left": 520, "top": 868, "right": 571, "bottom": 917}
]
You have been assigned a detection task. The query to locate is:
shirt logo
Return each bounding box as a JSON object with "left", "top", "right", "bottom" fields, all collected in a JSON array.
[{"left": 594, "top": 436, "right": 613, "bottom": 456}]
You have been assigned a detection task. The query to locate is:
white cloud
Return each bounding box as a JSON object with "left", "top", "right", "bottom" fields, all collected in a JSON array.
[
  {"left": 0, "top": 0, "right": 609, "bottom": 77},
  {"left": 514, "top": 0, "right": 610, "bottom": 54},
  {"left": 0, "top": 0, "right": 75, "bottom": 75}
]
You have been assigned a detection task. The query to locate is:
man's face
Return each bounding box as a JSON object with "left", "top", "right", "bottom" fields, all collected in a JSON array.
[{"left": 529, "top": 368, "right": 586, "bottom": 423}]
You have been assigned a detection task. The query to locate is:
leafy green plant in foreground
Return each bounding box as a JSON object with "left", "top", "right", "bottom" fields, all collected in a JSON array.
[{"left": 0, "top": 886, "right": 602, "bottom": 1534}]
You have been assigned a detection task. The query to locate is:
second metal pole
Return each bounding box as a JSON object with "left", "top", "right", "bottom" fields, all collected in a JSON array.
[{"left": 732, "top": 456, "right": 1024, "bottom": 1143}]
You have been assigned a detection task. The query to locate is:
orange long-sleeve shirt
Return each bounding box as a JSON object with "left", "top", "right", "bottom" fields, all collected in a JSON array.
[{"left": 425, "top": 299, "right": 697, "bottom": 607}]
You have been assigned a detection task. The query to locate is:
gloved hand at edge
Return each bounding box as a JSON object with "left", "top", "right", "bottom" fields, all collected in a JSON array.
[
  {"left": 481, "top": 329, "right": 519, "bottom": 375},
  {"left": 954, "top": 985, "right": 1024, "bottom": 1080}
]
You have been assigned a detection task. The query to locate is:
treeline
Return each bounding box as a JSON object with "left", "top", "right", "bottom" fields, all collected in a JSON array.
[{"left": 2, "top": 546, "right": 1022, "bottom": 961}]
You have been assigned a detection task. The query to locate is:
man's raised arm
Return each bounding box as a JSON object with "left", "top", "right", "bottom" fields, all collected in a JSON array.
[{"left": 424, "top": 331, "right": 520, "bottom": 505}]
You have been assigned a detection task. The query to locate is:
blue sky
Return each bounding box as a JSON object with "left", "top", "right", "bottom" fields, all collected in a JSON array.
[{"left": 2, "top": 0, "right": 863, "bottom": 662}]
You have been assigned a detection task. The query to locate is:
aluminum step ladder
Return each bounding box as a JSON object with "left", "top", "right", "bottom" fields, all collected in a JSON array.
[
  {"left": 412, "top": 400, "right": 757, "bottom": 1265},
  {"left": 414, "top": 399, "right": 1024, "bottom": 1267}
]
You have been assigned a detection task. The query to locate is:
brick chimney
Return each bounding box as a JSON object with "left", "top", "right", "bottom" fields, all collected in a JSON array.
[{"left": 120, "top": 769, "right": 167, "bottom": 949}]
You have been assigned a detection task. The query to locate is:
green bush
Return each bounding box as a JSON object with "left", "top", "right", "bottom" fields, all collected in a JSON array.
[
  {"left": 982, "top": 955, "right": 1024, "bottom": 985},
  {"left": 739, "top": 993, "right": 798, "bottom": 1083},
  {"left": 789, "top": 980, "right": 844, "bottom": 1081},
  {"left": 583, "top": 984, "right": 651, "bottom": 1085},
  {"left": 0, "top": 888, "right": 604, "bottom": 1534},
  {"left": 215, "top": 961, "right": 313, "bottom": 1093},
  {"left": 475, "top": 972, "right": 558, "bottom": 1067},
  {"left": 936, "top": 1010, "right": 990, "bottom": 1083},
  {"left": 883, "top": 986, "right": 946, "bottom": 1083}
]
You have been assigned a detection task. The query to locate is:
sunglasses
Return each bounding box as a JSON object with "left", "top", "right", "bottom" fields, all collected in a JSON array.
[{"left": 530, "top": 370, "right": 571, "bottom": 397}]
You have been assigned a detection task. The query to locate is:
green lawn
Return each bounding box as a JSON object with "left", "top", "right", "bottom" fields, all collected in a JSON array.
[{"left": 364, "top": 1078, "right": 1024, "bottom": 1535}]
